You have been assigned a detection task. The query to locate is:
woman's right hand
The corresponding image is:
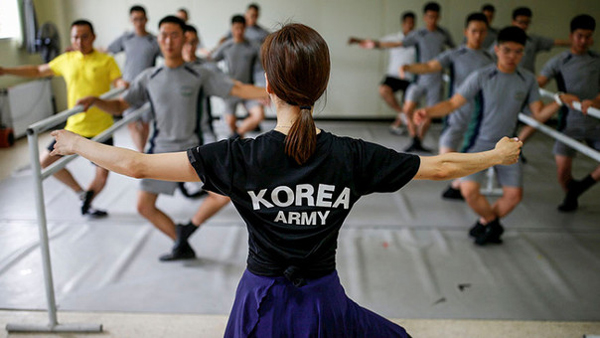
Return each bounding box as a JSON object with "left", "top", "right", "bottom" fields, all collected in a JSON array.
[{"left": 494, "top": 136, "right": 523, "bottom": 165}]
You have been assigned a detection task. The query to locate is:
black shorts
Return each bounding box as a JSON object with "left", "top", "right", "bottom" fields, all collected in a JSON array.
[
  {"left": 380, "top": 76, "right": 411, "bottom": 93},
  {"left": 47, "top": 137, "right": 114, "bottom": 153}
]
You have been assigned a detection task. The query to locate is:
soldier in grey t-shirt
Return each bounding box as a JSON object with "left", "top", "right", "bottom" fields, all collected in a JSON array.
[
  {"left": 75, "top": 16, "right": 269, "bottom": 262},
  {"left": 414, "top": 27, "right": 544, "bottom": 246},
  {"left": 212, "top": 14, "right": 266, "bottom": 139},
  {"left": 535, "top": 14, "right": 600, "bottom": 212},
  {"left": 402, "top": 13, "right": 494, "bottom": 200},
  {"left": 107, "top": 5, "right": 161, "bottom": 152}
]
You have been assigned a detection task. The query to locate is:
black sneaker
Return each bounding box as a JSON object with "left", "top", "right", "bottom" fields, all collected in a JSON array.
[
  {"left": 80, "top": 190, "right": 94, "bottom": 215},
  {"left": 558, "top": 180, "right": 580, "bottom": 212},
  {"left": 404, "top": 138, "right": 431, "bottom": 153},
  {"left": 176, "top": 222, "right": 199, "bottom": 244},
  {"left": 468, "top": 220, "right": 485, "bottom": 238},
  {"left": 229, "top": 132, "right": 241, "bottom": 140},
  {"left": 85, "top": 207, "right": 108, "bottom": 219},
  {"left": 159, "top": 241, "right": 196, "bottom": 262},
  {"left": 474, "top": 219, "right": 504, "bottom": 246},
  {"left": 442, "top": 186, "right": 464, "bottom": 201}
]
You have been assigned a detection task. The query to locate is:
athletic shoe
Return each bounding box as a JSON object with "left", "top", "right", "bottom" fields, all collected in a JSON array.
[
  {"left": 84, "top": 207, "right": 108, "bottom": 219},
  {"left": 404, "top": 138, "right": 431, "bottom": 153},
  {"left": 474, "top": 218, "right": 504, "bottom": 246},
  {"left": 389, "top": 125, "right": 407, "bottom": 136},
  {"left": 159, "top": 241, "right": 196, "bottom": 262},
  {"left": 442, "top": 186, "right": 464, "bottom": 201},
  {"left": 558, "top": 179, "right": 580, "bottom": 212},
  {"left": 80, "top": 190, "right": 94, "bottom": 215},
  {"left": 229, "top": 132, "right": 241, "bottom": 140},
  {"left": 468, "top": 220, "right": 485, "bottom": 238}
]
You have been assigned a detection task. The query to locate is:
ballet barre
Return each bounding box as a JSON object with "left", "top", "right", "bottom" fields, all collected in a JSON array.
[
  {"left": 7, "top": 88, "right": 150, "bottom": 334},
  {"left": 538, "top": 88, "right": 600, "bottom": 120}
]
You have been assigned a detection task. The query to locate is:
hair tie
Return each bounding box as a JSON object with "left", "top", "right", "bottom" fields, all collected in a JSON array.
[{"left": 300, "top": 106, "right": 312, "bottom": 110}]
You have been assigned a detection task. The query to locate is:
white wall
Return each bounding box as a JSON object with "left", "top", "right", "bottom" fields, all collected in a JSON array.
[{"left": 5, "top": 0, "right": 600, "bottom": 117}]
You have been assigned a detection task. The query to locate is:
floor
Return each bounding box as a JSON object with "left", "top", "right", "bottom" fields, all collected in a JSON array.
[{"left": 1, "top": 120, "right": 599, "bottom": 337}]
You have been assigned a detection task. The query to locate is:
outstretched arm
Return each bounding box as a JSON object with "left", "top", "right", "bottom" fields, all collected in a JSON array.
[
  {"left": 414, "top": 137, "right": 522, "bottom": 181},
  {"left": 400, "top": 60, "right": 442, "bottom": 77},
  {"left": 76, "top": 96, "right": 130, "bottom": 116},
  {"left": 229, "top": 81, "right": 269, "bottom": 100},
  {"left": 413, "top": 94, "right": 467, "bottom": 123},
  {"left": 0, "top": 64, "right": 54, "bottom": 78},
  {"left": 50, "top": 130, "right": 200, "bottom": 182}
]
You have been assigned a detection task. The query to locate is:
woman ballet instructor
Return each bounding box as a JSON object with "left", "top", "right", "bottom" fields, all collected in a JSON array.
[{"left": 51, "top": 23, "right": 522, "bottom": 338}]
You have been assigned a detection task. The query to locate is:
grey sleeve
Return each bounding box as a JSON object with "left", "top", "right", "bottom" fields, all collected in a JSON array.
[
  {"left": 435, "top": 49, "right": 454, "bottom": 68},
  {"left": 402, "top": 31, "right": 418, "bottom": 47},
  {"left": 540, "top": 56, "right": 560, "bottom": 80},
  {"left": 122, "top": 71, "right": 149, "bottom": 107},
  {"left": 456, "top": 71, "right": 482, "bottom": 100},
  {"left": 107, "top": 35, "right": 124, "bottom": 54},
  {"left": 527, "top": 78, "right": 541, "bottom": 104},
  {"left": 445, "top": 30, "right": 456, "bottom": 48},
  {"left": 252, "top": 47, "right": 265, "bottom": 86},
  {"left": 200, "top": 67, "right": 235, "bottom": 98},
  {"left": 211, "top": 41, "right": 229, "bottom": 62},
  {"left": 536, "top": 36, "right": 555, "bottom": 53}
]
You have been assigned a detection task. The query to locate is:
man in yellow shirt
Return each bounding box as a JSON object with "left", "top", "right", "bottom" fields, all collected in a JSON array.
[{"left": 0, "top": 20, "right": 122, "bottom": 217}]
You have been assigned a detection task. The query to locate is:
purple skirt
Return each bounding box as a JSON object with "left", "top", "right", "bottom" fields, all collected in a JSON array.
[{"left": 224, "top": 269, "right": 409, "bottom": 338}]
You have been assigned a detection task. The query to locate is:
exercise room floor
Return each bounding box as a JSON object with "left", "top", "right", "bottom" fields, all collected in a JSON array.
[{"left": 1, "top": 120, "right": 599, "bottom": 337}]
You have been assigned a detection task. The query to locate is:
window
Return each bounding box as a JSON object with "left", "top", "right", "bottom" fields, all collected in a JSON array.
[{"left": 0, "top": 0, "right": 22, "bottom": 40}]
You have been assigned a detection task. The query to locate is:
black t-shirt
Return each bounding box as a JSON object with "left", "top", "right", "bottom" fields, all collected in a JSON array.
[{"left": 187, "top": 130, "right": 420, "bottom": 278}]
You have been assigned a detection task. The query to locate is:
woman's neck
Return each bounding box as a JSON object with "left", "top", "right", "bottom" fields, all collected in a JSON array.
[{"left": 273, "top": 100, "right": 320, "bottom": 135}]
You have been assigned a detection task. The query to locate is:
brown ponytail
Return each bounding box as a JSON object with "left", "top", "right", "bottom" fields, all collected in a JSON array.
[
  {"left": 285, "top": 107, "right": 317, "bottom": 165},
  {"left": 261, "top": 24, "right": 330, "bottom": 165}
]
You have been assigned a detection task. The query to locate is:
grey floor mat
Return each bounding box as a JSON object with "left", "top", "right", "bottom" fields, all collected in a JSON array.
[{"left": 1, "top": 122, "right": 599, "bottom": 321}]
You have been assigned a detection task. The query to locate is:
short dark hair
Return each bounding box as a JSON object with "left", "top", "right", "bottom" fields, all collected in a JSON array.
[
  {"left": 183, "top": 24, "right": 197, "bottom": 35},
  {"left": 232, "top": 14, "right": 246, "bottom": 25},
  {"left": 158, "top": 15, "right": 185, "bottom": 31},
  {"left": 497, "top": 26, "right": 527, "bottom": 46},
  {"left": 177, "top": 8, "right": 188, "bottom": 15},
  {"left": 466, "top": 12, "right": 488, "bottom": 28},
  {"left": 570, "top": 14, "right": 596, "bottom": 32},
  {"left": 248, "top": 3, "right": 260, "bottom": 11},
  {"left": 71, "top": 20, "right": 95, "bottom": 35},
  {"left": 423, "top": 2, "right": 440, "bottom": 14},
  {"left": 512, "top": 7, "right": 532, "bottom": 20},
  {"left": 130, "top": 5, "right": 146, "bottom": 15},
  {"left": 402, "top": 11, "right": 416, "bottom": 22},
  {"left": 481, "top": 4, "right": 495, "bottom": 13}
]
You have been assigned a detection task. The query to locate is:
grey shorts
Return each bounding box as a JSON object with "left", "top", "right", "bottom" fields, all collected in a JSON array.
[
  {"left": 223, "top": 98, "right": 261, "bottom": 116},
  {"left": 439, "top": 124, "right": 467, "bottom": 150},
  {"left": 405, "top": 81, "right": 443, "bottom": 107},
  {"left": 460, "top": 141, "right": 523, "bottom": 188},
  {"left": 553, "top": 124, "right": 600, "bottom": 157},
  {"left": 140, "top": 178, "right": 178, "bottom": 195}
]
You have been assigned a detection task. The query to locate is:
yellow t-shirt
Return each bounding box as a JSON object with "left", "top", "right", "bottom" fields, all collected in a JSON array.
[{"left": 49, "top": 50, "right": 122, "bottom": 137}]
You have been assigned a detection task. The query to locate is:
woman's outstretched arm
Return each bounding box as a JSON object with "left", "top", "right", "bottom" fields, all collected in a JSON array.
[
  {"left": 50, "top": 130, "right": 200, "bottom": 182},
  {"left": 414, "top": 136, "right": 522, "bottom": 181}
]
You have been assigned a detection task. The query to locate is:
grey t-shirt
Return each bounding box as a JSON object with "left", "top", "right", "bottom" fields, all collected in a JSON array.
[
  {"left": 436, "top": 46, "right": 495, "bottom": 126},
  {"left": 541, "top": 50, "right": 600, "bottom": 129},
  {"left": 403, "top": 27, "right": 455, "bottom": 86},
  {"left": 107, "top": 32, "right": 161, "bottom": 82},
  {"left": 123, "top": 63, "right": 234, "bottom": 152},
  {"left": 521, "top": 34, "right": 555, "bottom": 72},
  {"left": 212, "top": 39, "right": 263, "bottom": 85},
  {"left": 225, "top": 24, "right": 269, "bottom": 43},
  {"left": 458, "top": 64, "right": 540, "bottom": 147}
]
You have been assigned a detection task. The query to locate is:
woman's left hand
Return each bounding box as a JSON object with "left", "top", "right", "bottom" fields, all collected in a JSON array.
[{"left": 49, "top": 130, "right": 81, "bottom": 156}]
